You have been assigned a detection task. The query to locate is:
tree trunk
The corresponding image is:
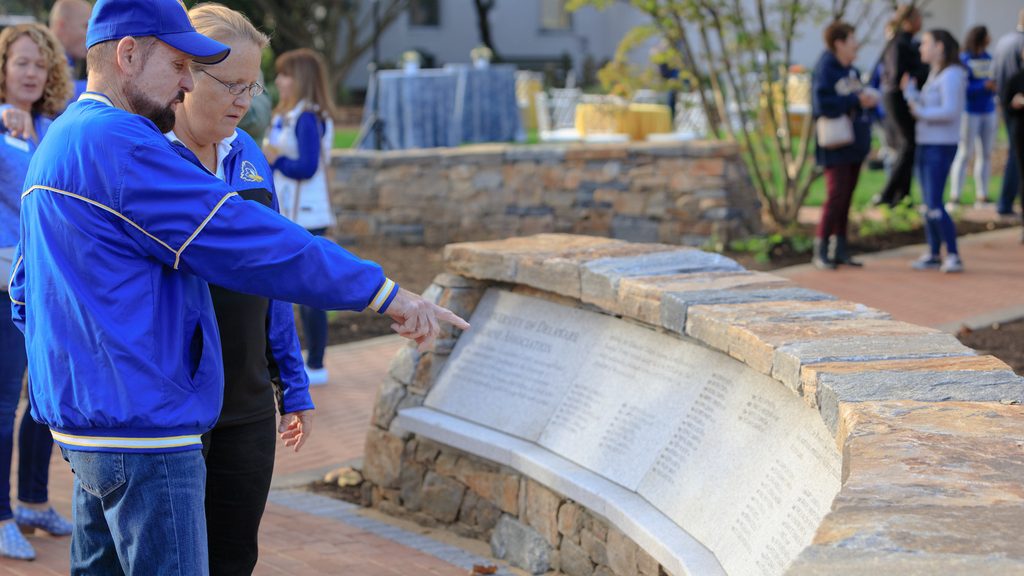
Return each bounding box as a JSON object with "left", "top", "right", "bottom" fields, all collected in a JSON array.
[{"left": 473, "top": 0, "right": 500, "bottom": 60}]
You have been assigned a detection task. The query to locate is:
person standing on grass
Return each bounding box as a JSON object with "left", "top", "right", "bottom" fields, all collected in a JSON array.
[
  {"left": 263, "top": 48, "right": 336, "bottom": 387},
  {"left": 1000, "top": 46, "right": 1024, "bottom": 239},
  {"left": 905, "top": 29, "right": 968, "bottom": 273},
  {"left": 10, "top": 0, "right": 469, "bottom": 571},
  {"left": 949, "top": 26, "right": 997, "bottom": 210},
  {"left": 166, "top": 4, "right": 312, "bottom": 574},
  {"left": 992, "top": 9, "right": 1024, "bottom": 217},
  {"left": 875, "top": 4, "right": 929, "bottom": 208},
  {"left": 811, "top": 21, "right": 876, "bottom": 270}
]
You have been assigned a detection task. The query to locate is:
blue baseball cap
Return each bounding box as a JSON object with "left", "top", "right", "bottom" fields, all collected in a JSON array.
[{"left": 86, "top": 0, "right": 230, "bottom": 65}]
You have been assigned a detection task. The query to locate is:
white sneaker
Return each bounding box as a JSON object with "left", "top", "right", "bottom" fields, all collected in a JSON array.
[
  {"left": 940, "top": 254, "right": 963, "bottom": 274},
  {"left": 944, "top": 201, "right": 957, "bottom": 213},
  {"left": 305, "top": 366, "right": 329, "bottom": 386}
]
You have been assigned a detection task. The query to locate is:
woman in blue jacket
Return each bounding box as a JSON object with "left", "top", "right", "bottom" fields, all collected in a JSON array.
[
  {"left": 949, "top": 26, "right": 998, "bottom": 208},
  {"left": 812, "top": 21, "right": 878, "bottom": 269},
  {"left": 167, "top": 5, "right": 312, "bottom": 573},
  {"left": 0, "top": 23, "right": 73, "bottom": 560}
]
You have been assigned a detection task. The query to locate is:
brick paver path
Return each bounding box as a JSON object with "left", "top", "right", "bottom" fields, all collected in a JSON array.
[
  {"left": 777, "top": 227, "right": 1024, "bottom": 331},
  {"left": 1, "top": 335, "right": 471, "bottom": 576}
]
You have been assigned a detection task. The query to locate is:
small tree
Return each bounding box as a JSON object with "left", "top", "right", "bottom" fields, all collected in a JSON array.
[
  {"left": 568, "top": 0, "right": 926, "bottom": 229},
  {"left": 219, "top": 0, "right": 411, "bottom": 98}
]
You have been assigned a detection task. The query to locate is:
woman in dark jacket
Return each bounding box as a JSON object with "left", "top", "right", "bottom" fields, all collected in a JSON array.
[{"left": 812, "top": 21, "right": 878, "bottom": 269}]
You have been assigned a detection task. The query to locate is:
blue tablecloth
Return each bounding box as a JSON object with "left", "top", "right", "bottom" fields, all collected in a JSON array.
[
  {"left": 359, "top": 69, "right": 460, "bottom": 150},
  {"left": 447, "top": 64, "right": 524, "bottom": 145},
  {"left": 359, "top": 65, "right": 523, "bottom": 150}
]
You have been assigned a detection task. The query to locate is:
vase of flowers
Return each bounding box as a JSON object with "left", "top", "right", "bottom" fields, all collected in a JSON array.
[
  {"left": 402, "top": 50, "right": 421, "bottom": 74},
  {"left": 470, "top": 45, "right": 493, "bottom": 69}
]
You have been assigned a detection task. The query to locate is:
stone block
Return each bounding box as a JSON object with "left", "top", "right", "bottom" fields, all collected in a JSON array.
[
  {"left": 452, "top": 458, "right": 520, "bottom": 514},
  {"left": 581, "top": 529, "right": 608, "bottom": 566},
  {"left": 610, "top": 216, "right": 660, "bottom": 243},
  {"left": 525, "top": 480, "right": 562, "bottom": 548},
  {"left": 558, "top": 502, "right": 583, "bottom": 537},
  {"left": 636, "top": 547, "right": 659, "bottom": 576},
  {"left": 420, "top": 471, "right": 466, "bottom": 523},
  {"left": 491, "top": 515, "right": 551, "bottom": 575},
  {"left": 581, "top": 248, "right": 742, "bottom": 311},
  {"left": 371, "top": 377, "right": 406, "bottom": 429},
  {"left": 362, "top": 429, "right": 405, "bottom": 488},
  {"left": 398, "top": 461, "right": 427, "bottom": 512},
  {"left": 561, "top": 539, "right": 596, "bottom": 576},
  {"left": 606, "top": 528, "right": 638, "bottom": 576},
  {"left": 387, "top": 345, "right": 419, "bottom": 386}
]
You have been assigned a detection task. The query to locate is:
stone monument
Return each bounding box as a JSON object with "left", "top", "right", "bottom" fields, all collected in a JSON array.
[{"left": 362, "top": 234, "right": 1024, "bottom": 576}]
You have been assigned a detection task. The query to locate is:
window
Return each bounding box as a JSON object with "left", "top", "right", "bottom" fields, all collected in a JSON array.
[
  {"left": 409, "top": 0, "right": 440, "bottom": 27},
  {"left": 540, "top": 0, "right": 571, "bottom": 31}
]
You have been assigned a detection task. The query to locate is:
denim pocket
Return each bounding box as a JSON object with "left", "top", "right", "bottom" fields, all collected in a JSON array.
[{"left": 66, "top": 451, "right": 126, "bottom": 498}]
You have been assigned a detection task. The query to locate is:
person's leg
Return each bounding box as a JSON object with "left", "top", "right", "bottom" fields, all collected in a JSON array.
[
  {"left": 930, "top": 145, "right": 960, "bottom": 257},
  {"left": 65, "top": 449, "right": 124, "bottom": 575},
  {"left": 975, "top": 112, "right": 996, "bottom": 203},
  {"left": 833, "top": 163, "right": 863, "bottom": 266},
  {"left": 915, "top": 146, "right": 942, "bottom": 263},
  {"left": 204, "top": 416, "right": 276, "bottom": 576},
  {"left": 0, "top": 316, "right": 33, "bottom": 559},
  {"left": 814, "top": 166, "right": 840, "bottom": 269},
  {"left": 64, "top": 449, "right": 209, "bottom": 576},
  {"left": 880, "top": 94, "right": 917, "bottom": 206},
  {"left": 14, "top": 406, "right": 71, "bottom": 536},
  {"left": 949, "top": 113, "right": 972, "bottom": 204},
  {"left": 299, "top": 305, "right": 328, "bottom": 370},
  {"left": 998, "top": 116, "right": 1020, "bottom": 214}
]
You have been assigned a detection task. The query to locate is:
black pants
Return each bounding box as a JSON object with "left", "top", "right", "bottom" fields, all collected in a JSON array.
[
  {"left": 878, "top": 90, "right": 917, "bottom": 206},
  {"left": 202, "top": 415, "right": 277, "bottom": 576}
]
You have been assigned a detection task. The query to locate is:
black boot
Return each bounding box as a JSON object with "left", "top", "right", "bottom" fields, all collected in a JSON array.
[
  {"left": 831, "top": 235, "right": 862, "bottom": 267},
  {"left": 812, "top": 238, "right": 836, "bottom": 270}
]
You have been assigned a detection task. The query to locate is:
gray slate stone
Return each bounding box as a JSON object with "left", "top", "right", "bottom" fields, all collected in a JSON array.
[
  {"left": 772, "top": 333, "right": 975, "bottom": 393},
  {"left": 504, "top": 146, "right": 567, "bottom": 163},
  {"left": 581, "top": 250, "right": 742, "bottom": 307},
  {"left": 660, "top": 287, "right": 835, "bottom": 333},
  {"left": 491, "top": 515, "right": 552, "bottom": 575},
  {"left": 611, "top": 216, "right": 660, "bottom": 243}
]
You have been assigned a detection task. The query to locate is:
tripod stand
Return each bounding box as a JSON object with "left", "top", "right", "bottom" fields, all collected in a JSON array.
[{"left": 354, "top": 0, "right": 391, "bottom": 150}]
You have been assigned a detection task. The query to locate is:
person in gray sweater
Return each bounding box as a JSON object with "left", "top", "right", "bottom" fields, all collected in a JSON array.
[
  {"left": 903, "top": 29, "right": 967, "bottom": 273},
  {"left": 993, "top": 9, "right": 1024, "bottom": 215}
]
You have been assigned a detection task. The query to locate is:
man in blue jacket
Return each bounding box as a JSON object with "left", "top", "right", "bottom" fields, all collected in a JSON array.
[{"left": 9, "top": 0, "right": 468, "bottom": 573}]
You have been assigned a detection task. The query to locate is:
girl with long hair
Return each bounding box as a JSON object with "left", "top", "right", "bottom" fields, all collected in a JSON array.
[
  {"left": 949, "top": 25, "right": 998, "bottom": 208},
  {"left": 264, "top": 48, "right": 338, "bottom": 385},
  {"left": 904, "top": 29, "right": 968, "bottom": 272}
]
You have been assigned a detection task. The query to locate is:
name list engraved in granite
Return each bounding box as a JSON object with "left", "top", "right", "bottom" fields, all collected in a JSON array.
[{"left": 423, "top": 289, "right": 841, "bottom": 575}]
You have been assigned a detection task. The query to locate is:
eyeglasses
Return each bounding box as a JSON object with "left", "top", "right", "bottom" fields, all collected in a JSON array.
[{"left": 200, "top": 69, "right": 265, "bottom": 98}]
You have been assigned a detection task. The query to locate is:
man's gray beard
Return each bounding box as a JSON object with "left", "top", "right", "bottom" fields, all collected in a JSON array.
[{"left": 125, "top": 84, "right": 181, "bottom": 133}]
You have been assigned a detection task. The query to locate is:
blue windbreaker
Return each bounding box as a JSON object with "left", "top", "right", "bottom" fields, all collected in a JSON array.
[
  {"left": 9, "top": 93, "right": 398, "bottom": 453},
  {"left": 168, "top": 129, "right": 312, "bottom": 419},
  {"left": 0, "top": 105, "right": 51, "bottom": 248}
]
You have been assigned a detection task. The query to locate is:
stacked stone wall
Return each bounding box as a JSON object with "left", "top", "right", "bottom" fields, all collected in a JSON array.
[
  {"left": 361, "top": 234, "right": 1024, "bottom": 575},
  {"left": 329, "top": 142, "right": 760, "bottom": 248}
]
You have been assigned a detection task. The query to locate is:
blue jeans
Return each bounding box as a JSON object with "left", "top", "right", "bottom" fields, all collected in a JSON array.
[
  {"left": 302, "top": 227, "right": 329, "bottom": 369},
  {"left": 915, "top": 144, "right": 960, "bottom": 256},
  {"left": 0, "top": 312, "right": 53, "bottom": 520},
  {"left": 62, "top": 448, "right": 209, "bottom": 575},
  {"left": 997, "top": 116, "right": 1020, "bottom": 214}
]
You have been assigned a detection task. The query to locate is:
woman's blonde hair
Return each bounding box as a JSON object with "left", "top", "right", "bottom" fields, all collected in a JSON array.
[
  {"left": 273, "top": 48, "right": 336, "bottom": 120},
  {"left": 0, "top": 23, "right": 72, "bottom": 117},
  {"left": 188, "top": 2, "right": 270, "bottom": 50}
]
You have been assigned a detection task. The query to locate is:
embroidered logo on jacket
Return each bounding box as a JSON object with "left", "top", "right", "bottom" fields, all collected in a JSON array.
[{"left": 240, "top": 160, "right": 264, "bottom": 182}]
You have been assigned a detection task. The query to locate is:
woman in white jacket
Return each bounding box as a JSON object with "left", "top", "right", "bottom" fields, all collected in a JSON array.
[
  {"left": 903, "top": 29, "right": 968, "bottom": 273},
  {"left": 264, "top": 48, "right": 337, "bottom": 384}
]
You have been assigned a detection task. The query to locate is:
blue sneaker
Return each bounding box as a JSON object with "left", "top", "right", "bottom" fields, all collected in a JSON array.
[
  {"left": 14, "top": 506, "right": 73, "bottom": 537},
  {"left": 0, "top": 521, "right": 35, "bottom": 560}
]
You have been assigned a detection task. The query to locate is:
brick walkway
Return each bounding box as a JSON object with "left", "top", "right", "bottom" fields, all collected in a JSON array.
[
  {"left": 2, "top": 224, "right": 1022, "bottom": 575},
  {"left": 778, "top": 227, "right": 1024, "bottom": 331}
]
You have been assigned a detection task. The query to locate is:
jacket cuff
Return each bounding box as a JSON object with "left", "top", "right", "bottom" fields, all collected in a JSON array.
[{"left": 369, "top": 277, "right": 399, "bottom": 314}]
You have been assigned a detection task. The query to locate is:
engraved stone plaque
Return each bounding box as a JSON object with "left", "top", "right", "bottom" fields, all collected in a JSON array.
[{"left": 422, "top": 289, "right": 841, "bottom": 576}]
